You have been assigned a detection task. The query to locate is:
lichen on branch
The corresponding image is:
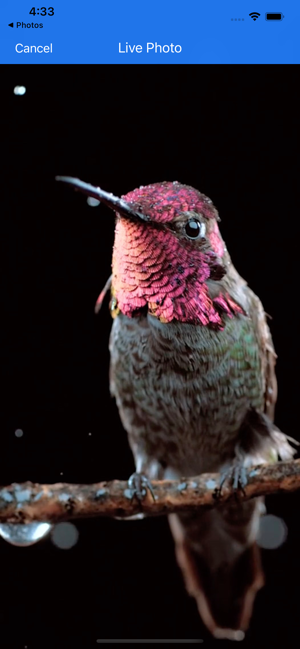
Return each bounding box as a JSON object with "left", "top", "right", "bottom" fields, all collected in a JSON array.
[{"left": 1, "top": 459, "right": 300, "bottom": 525}]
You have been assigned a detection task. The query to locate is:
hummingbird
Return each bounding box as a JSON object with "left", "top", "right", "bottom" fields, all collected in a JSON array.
[{"left": 56, "top": 176, "right": 297, "bottom": 640}]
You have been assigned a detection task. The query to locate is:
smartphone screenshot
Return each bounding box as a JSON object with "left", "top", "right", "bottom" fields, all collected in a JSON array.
[{"left": 1, "top": 2, "right": 299, "bottom": 647}]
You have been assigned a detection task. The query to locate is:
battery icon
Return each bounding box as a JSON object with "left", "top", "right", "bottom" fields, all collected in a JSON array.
[{"left": 265, "top": 12, "right": 284, "bottom": 20}]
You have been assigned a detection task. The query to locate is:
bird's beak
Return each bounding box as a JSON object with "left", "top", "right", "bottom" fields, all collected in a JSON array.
[{"left": 55, "top": 176, "right": 150, "bottom": 223}]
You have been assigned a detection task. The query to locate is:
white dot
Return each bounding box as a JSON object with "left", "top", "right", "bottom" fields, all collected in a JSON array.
[
  {"left": 60, "top": 472, "right": 63, "bottom": 475},
  {"left": 14, "top": 428, "right": 24, "bottom": 437},
  {"left": 257, "top": 514, "right": 287, "bottom": 549},
  {"left": 87, "top": 196, "right": 100, "bottom": 207},
  {"left": 51, "top": 522, "right": 79, "bottom": 549},
  {"left": 14, "top": 85, "right": 26, "bottom": 96},
  {"left": 88, "top": 432, "right": 92, "bottom": 436}
]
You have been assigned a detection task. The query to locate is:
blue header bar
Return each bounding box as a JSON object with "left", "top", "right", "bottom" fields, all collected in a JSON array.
[{"left": 0, "top": 0, "right": 299, "bottom": 64}]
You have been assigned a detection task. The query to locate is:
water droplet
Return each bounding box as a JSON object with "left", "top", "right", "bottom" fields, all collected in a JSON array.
[
  {"left": 14, "top": 428, "right": 24, "bottom": 437},
  {"left": 51, "top": 522, "right": 79, "bottom": 549},
  {"left": 87, "top": 196, "right": 100, "bottom": 207},
  {"left": 0, "top": 522, "right": 52, "bottom": 546},
  {"left": 257, "top": 514, "right": 287, "bottom": 549}
]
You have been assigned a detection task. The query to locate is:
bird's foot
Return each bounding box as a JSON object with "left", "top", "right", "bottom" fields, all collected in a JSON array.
[
  {"left": 214, "top": 461, "right": 248, "bottom": 500},
  {"left": 127, "top": 472, "right": 156, "bottom": 503}
]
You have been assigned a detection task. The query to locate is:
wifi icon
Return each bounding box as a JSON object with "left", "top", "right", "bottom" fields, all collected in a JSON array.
[{"left": 249, "top": 12, "right": 261, "bottom": 20}]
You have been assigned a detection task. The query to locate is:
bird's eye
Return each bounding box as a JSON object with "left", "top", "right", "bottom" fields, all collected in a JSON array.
[{"left": 185, "top": 219, "right": 206, "bottom": 240}]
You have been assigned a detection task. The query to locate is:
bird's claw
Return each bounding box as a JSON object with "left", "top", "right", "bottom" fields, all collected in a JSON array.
[
  {"left": 214, "top": 462, "right": 248, "bottom": 500},
  {"left": 127, "top": 472, "right": 156, "bottom": 502}
]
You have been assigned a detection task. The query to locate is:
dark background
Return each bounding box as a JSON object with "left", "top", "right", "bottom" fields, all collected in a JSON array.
[{"left": 1, "top": 65, "right": 299, "bottom": 648}]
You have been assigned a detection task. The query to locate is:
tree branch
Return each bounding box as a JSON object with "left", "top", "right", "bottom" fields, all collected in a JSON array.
[{"left": 1, "top": 459, "right": 300, "bottom": 525}]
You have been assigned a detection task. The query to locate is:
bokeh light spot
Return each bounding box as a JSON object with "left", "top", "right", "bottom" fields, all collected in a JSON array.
[
  {"left": 51, "top": 522, "right": 79, "bottom": 549},
  {"left": 14, "top": 86, "right": 26, "bottom": 96},
  {"left": 257, "top": 514, "right": 287, "bottom": 549}
]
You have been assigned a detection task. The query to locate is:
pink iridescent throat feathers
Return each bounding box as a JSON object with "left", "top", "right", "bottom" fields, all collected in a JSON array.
[{"left": 111, "top": 181, "right": 244, "bottom": 328}]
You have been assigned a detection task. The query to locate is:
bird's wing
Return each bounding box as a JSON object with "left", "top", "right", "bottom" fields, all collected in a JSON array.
[
  {"left": 241, "top": 289, "right": 298, "bottom": 462},
  {"left": 249, "top": 292, "right": 278, "bottom": 422}
]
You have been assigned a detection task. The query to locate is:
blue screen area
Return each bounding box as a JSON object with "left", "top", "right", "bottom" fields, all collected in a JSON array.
[{"left": 0, "top": 0, "right": 299, "bottom": 64}]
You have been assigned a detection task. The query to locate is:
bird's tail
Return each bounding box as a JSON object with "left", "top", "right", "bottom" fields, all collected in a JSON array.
[{"left": 168, "top": 498, "right": 265, "bottom": 641}]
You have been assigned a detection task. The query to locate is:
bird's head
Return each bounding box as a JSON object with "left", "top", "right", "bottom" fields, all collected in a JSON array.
[{"left": 56, "top": 177, "right": 244, "bottom": 328}]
